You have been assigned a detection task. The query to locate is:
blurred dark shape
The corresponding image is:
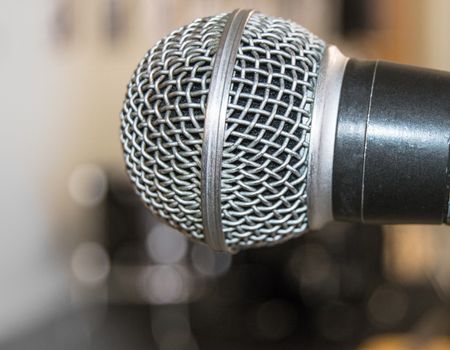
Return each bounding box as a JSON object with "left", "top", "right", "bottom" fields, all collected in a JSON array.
[
  {"left": 105, "top": 0, "right": 127, "bottom": 45},
  {"left": 341, "top": 0, "right": 375, "bottom": 36},
  {"left": 368, "top": 284, "right": 409, "bottom": 327},
  {"left": 103, "top": 176, "right": 388, "bottom": 348},
  {"left": 3, "top": 172, "right": 448, "bottom": 350},
  {"left": 102, "top": 175, "right": 450, "bottom": 349},
  {"left": 104, "top": 178, "right": 150, "bottom": 265},
  {"left": 52, "top": 0, "right": 74, "bottom": 46},
  {"left": 316, "top": 301, "right": 359, "bottom": 342},
  {"left": 251, "top": 299, "right": 298, "bottom": 341}
]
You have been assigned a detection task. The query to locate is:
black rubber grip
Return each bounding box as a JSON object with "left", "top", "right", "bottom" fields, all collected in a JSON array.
[{"left": 333, "top": 59, "right": 450, "bottom": 224}]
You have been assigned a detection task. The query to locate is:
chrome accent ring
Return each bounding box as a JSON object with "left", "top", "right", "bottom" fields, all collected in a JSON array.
[
  {"left": 307, "top": 45, "right": 348, "bottom": 230},
  {"left": 201, "top": 9, "right": 254, "bottom": 252}
]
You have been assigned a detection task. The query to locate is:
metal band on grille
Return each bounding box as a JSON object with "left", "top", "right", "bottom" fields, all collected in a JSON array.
[{"left": 202, "top": 9, "right": 253, "bottom": 252}]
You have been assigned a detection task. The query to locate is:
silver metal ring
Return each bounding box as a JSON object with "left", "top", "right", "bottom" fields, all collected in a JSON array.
[
  {"left": 307, "top": 45, "right": 348, "bottom": 230},
  {"left": 201, "top": 9, "right": 254, "bottom": 252}
]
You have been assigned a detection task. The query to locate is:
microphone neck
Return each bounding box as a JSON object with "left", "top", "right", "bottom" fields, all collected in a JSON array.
[{"left": 333, "top": 59, "right": 450, "bottom": 225}]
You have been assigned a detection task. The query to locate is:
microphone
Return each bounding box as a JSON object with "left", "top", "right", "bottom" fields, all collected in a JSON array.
[{"left": 120, "top": 9, "right": 450, "bottom": 253}]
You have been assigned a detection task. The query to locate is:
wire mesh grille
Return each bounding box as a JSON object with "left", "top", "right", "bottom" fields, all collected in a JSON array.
[
  {"left": 121, "top": 13, "right": 229, "bottom": 242},
  {"left": 120, "top": 12, "right": 325, "bottom": 250},
  {"left": 222, "top": 13, "right": 325, "bottom": 249}
]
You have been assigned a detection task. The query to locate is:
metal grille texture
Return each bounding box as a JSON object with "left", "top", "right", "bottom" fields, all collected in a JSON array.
[
  {"left": 120, "top": 12, "right": 325, "bottom": 250},
  {"left": 222, "top": 13, "right": 324, "bottom": 249},
  {"left": 121, "top": 13, "right": 229, "bottom": 242}
]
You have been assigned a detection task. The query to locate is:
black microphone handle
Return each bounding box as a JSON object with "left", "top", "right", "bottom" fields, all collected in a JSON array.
[{"left": 333, "top": 59, "right": 450, "bottom": 225}]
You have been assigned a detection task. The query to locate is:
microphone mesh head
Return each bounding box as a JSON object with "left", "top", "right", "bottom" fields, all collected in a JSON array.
[{"left": 120, "top": 12, "right": 325, "bottom": 251}]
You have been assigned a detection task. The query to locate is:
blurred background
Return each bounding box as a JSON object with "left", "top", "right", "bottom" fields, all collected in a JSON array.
[{"left": 1, "top": 0, "right": 450, "bottom": 349}]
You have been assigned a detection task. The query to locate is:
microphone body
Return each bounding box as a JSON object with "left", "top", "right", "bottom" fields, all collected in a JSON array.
[
  {"left": 333, "top": 60, "right": 450, "bottom": 225},
  {"left": 309, "top": 50, "right": 450, "bottom": 230},
  {"left": 120, "top": 9, "right": 450, "bottom": 252}
]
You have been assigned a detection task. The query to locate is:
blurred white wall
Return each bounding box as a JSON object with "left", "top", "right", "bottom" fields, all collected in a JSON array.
[
  {"left": 422, "top": 0, "right": 450, "bottom": 71},
  {"left": 0, "top": 0, "right": 70, "bottom": 342}
]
